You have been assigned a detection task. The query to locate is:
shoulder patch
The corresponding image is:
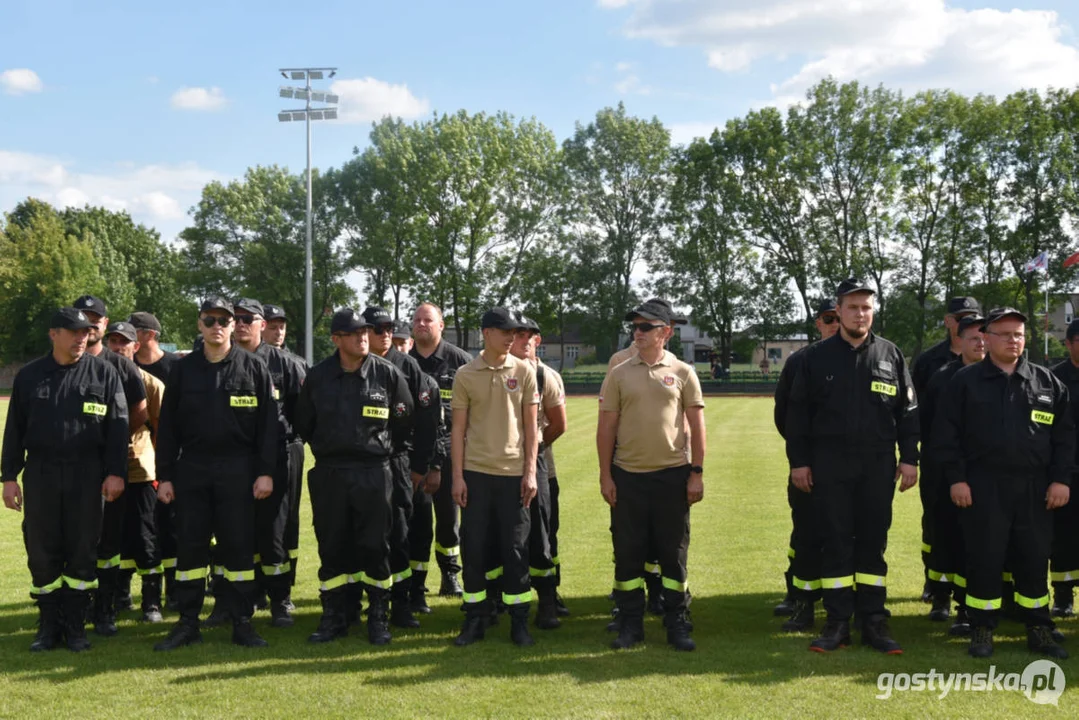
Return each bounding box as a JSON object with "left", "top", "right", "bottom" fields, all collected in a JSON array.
[{"left": 419, "top": 389, "right": 432, "bottom": 407}]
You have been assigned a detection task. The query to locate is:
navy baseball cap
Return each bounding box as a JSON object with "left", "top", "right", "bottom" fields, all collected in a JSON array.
[
  {"left": 391, "top": 319, "right": 411, "bottom": 339},
  {"left": 817, "top": 299, "right": 837, "bottom": 316},
  {"left": 947, "top": 296, "right": 981, "bottom": 316},
  {"left": 233, "top": 298, "right": 265, "bottom": 316},
  {"left": 331, "top": 308, "right": 371, "bottom": 334},
  {"left": 482, "top": 307, "right": 519, "bottom": 330},
  {"left": 836, "top": 278, "right": 875, "bottom": 297},
  {"left": 105, "top": 321, "right": 137, "bottom": 342},
  {"left": 200, "top": 297, "right": 234, "bottom": 316},
  {"left": 51, "top": 307, "right": 95, "bottom": 330},
  {"left": 73, "top": 295, "right": 107, "bottom": 317},
  {"left": 956, "top": 315, "right": 986, "bottom": 336},
  {"left": 128, "top": 311, "right": 162, "bottom": 333},
  {"left": 982, "top": 307, "right": 1027, "bottom": 330},
  {"left": 362, "top": 306, "right": 394, "bottom": 328},
  {"left": 625, "top": 301, "right": 672, "bottom": 324},
  {"left": 263, "top": 304, "right": 287, "bottom": 321}
]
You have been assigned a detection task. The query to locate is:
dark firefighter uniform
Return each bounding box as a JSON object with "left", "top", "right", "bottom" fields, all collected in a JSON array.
[
  {"left": 933, "top": 310, "right": 1074, "bottom": 659},
  {"left": 1050, "top": 325, "right": 1079, "bottom": 617},
  {"left": 362, "top": 307, "right": 441, "bottom": 629},
  {"left": 154, "top": 299, "right": 278, "bottom": 650},
  {"left": 910, "top": 296, "right": 981, "bottom": 594},
  {"left": 539, "top": 359, "right": 569, "bottom": 616},
  {"left": 296, "top": 309, "right": 413, "bottom": 645},
  {"left": 786, "top": 279, "right": 918, "bottom": 654},
  {"left": 530, "top": 352, "right": 567, "bottom": 629},
  {"left": 410, "top": 335, "right": 473, "bottom": 595},
  {"left": 2, "top": 307, "right": 129, "bottom": 652}
]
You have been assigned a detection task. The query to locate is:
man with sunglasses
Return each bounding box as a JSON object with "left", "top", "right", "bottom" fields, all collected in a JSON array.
[
  {"left": 786, "top": 278, "right": 919, "bottom": 654},
  {"left": 229, "top": 298, "right": 306, "bottom": 629},
  {"left": 772, "top": 299, "right": 840, "bottom": 631},
  {"left": 3, "top": 307, "right": 129, "bottom": 652},
  {"left": 919, "top": 314, "right": 986, "bottom": 637},
  {"left": 911, "top": 296, "right": 982, "bottom": 601},
  {"left": 153, "top": 297, "right": 278, "bottom": 651},
  {"left": 599, "top": 301, "right": 706, "bottom": 652},
  {"left": 296, "top": 308, "right": 413, "bottom": 645},
  {"left": 1050, "top": 319, "right": 1079, "bottom": 619},
  {"left": 933, "top": 308, "right": 1073, "bottom": 659},
  {"left": 73, "top": 294, "right": 149, "bottom": 637},
  {"left": 362, "top": 306, "right": 442, "bottom": 630}
]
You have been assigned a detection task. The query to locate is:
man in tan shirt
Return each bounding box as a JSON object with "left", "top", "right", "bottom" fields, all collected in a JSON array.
[
  {"left": 106, "top": 322, "right": 166, "bottom": 623},
  {"left": 451, "top": 307, "right": 539, "bottom": 647},
  {"left": 598, "top": 300, "right": 706, "bottom": 652}
]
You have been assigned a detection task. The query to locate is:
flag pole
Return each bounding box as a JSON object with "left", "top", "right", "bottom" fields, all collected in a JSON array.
[{"left": 1045, "top": 281, "right": 1050, "bottom": 364}]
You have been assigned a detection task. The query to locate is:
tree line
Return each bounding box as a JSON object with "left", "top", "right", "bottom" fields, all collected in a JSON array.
[{"left": 2, "top": 77, "right": 1078, "bottom": 365}]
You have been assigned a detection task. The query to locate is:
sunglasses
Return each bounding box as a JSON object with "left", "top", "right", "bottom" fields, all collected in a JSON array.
[
  {"left": 201, "top": 316, "right": 233, "bottom": 327},
  {"left": 820, "top": 315, "right": 838, "bottom": 325},
  {"left": 632, "top": 322, "right": 663, "bottom": 333},
  {"left": 372, "top": 325, "right": 394, "bottom": 335},
  {"left": 235, "top": 314, "right": 258, "bottom": 325}
]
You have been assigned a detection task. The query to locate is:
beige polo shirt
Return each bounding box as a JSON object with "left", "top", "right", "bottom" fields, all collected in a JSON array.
[
  {"left": 599, "top": 350, "right": 704, "bottom": 473},
  {"left": 607, "top": 346, "right": 638, "bottom": 372},
  {"left": 537, "top": 360, "right": 565, "bottom": 477},
  {"left": 452, "top": 352, "right": 540, "bottom": 476},
  {"left": 129, "top": 369, "right": 164, "bottom": 483}
]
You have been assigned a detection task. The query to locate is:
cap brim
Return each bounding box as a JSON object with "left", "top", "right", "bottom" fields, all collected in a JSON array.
[
  {"left": 625, "top": 310, "right": 667, "bottom": 322},
  {"left": 66, "top": 320, "right": 95, "bottom": 330},
  {"left": 838, "top": 287, "right": 875, "bottom": 297},
  {"left": 985, "top": 311, "right": 1027, "bottom": 326}
]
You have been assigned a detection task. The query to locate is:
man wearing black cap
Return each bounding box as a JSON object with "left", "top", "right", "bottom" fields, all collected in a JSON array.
[
  {"left": 363, "top": 306, "right": 442, "bottom": 630},
  {"left": 295, "top": 308, "right": 413, "bottom": 645},
  {"left": 1049, "top": 320, "right": 1079, "bottom": 619},
  {"left": 391, "top": 320, "right": 413, "bottom": 354},
  {"left": 911, "top": 295, "right": 982, "bottom": 600},
  {"left": 73, "top": 294, "right": 149, "bottom": 635},
  {"left": 786, "top": 278, "right": 919, "bottom": 654},
  {"left": 130, "top": 311, "right": 180, "bottom": 385},
  {"left": 231, "top": 298, "right": 306, "bottom": 628},
  {"left": 152, "top": 297, "right": 278, "bottom": 651},
  {"left": 105, "top": 321, "right": 167, "bottom": 623},
  {"left": 410, "top": 302, "right": 473, "bottom": 598},
  {"left": 451, "top": 307, "right": 540, "bottom": 647},
  {"left": 772, "top": 298, "right": 840, "bottom": 631},
  {"left": 2, "top": 307, "right": 129, "bottom": 652},
  {"left": 920, "top": 314, "right": 986, "bottom": 636},
  {"left": 263, "top": 305, "right": 290, "bottom": 352},
  {"left": 933, "top": 308, "right": 1073, "bottom": 659}
]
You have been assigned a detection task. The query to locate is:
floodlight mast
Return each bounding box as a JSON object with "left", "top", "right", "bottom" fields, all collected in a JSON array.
[{"left": 276, "top": 67, "right": 337, "bottom": 365}]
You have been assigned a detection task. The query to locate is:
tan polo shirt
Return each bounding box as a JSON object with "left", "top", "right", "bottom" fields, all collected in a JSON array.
[
  {"left": 606, "top": 346, "right": 638, "bottom": 372},
  {"left": 537, "top": 359, "right": 565, "bottom": 477},
  {"left": 452, "top": 352, "right": 540, "bottom": 476},
  {"left": 129, "top": 369, "right": 164, "bottom": 483},
  {"left": 599, "top": 350, "right": 704, "bottom": 473}
]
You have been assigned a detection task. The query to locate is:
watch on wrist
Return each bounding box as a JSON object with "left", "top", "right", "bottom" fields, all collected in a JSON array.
[{"left": 690, "top": 465, "right": 703, "bottom": 474}]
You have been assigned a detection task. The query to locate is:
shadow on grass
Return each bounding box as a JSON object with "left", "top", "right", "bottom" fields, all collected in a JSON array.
[{"left": 1, "top": 592, "right": 1074, "bottom": 689}]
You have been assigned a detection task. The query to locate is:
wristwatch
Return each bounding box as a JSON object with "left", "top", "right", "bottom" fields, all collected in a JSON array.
[{"left": 690, "top": 465, "right": 703, "bottom": 474}]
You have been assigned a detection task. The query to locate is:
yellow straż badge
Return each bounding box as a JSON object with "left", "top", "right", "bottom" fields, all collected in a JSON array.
[
  {"left": 870, "top": 381, "right": 897, "bottom": 396},
  {"left": 1032, "top": 410, "right": 1055, "bottom": 425},
  {"left": 363, "top": 406, "right": 389, "bottom": 419},
  {"left": 230, "top": 396, "right": 258, "bottom": 408},
  {"left": 83, "top": 402, "right": 107, "bottom": 416}
]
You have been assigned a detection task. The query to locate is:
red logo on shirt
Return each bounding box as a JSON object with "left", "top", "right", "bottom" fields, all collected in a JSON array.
[
  {"left": 505, "top": 377, "right": 519, "bottom": 392},
  {"left": 662, "top": 375, "right": 676, "bottom": 387}
]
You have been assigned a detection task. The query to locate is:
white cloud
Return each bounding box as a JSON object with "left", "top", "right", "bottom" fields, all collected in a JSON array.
[
  {"left": 170, "top": 86, "right": 227, "bottom": 111},
  {"left": 0, "top": 150, "right": 222, "bottom": 242},
  {"left": 1, "top": 68, "right": 43, "bottom": 95},
  {"left": 329, "top": 77, "right": 430, "bottom": 124},
  {"left": 604, "top": 0, "right": 1079, "bottom": 104},
  {"left": 613, "top": 61, "right": 652, "bottom": 95},
  {"left": 668, "top": 121, "right": 720, "bottom": 145}
]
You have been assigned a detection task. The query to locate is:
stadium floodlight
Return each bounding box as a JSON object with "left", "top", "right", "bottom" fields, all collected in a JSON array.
[{"left": 275, "top": 66, "right": 339, "bottom": 366}]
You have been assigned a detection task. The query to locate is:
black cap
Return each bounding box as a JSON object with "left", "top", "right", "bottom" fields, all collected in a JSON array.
[
  {"left": 51, "top": 307, "right": 95, "bottom": 330},
  {"left": 362, "top": 306, "right": 394, "bottom": 328},
  {"left": 330, "top": 308, "right": 371, "bottom": 334},
  {"left": 817, "top": 299, "right": 837, "bottom": 316},
  {"left": 982, "top": 307, "right": 1027, "bottom": 330},
  {"left": 646, "top": 298, "right": 688, "bottom": 325},
  {"left": 836, "top": 278, "right": 875, "bottom": 297},
  {"left": 481, "top": 307, "right": 519, "bottom": 330},
  {"left": 625, "top": 300, "right": 672, "bottom": 324},
  {"left": 128, "top": 311, "right": 162, "bottom": 334},
  {"left": 1067, "top": 320, "right": 1079, "bottom": 341},
  {"left": 200, "top": 297, "right": 234, "bottom": 316},
  {"left": 233, "top": 298, "right": 264, "bottom": 316},
  {"left": 391, "top": 319, "right": 411, "bottom": 340},
  {"left": 512, "top": 311, "right": 540, "bottom": 333},
  {"left": 105, "top": 321, "right": 137, "bottom": 342},
  {"left": 956, "top": 315, "right": 986, "bottom": 336},
  {"left": 263, "top": 304, "right": 287, "bottom": 321},
  {"left": 947, "top": 296, "right": 981, "bottom": 316},
  {"left": 73, "top": 295, "right": 107, "bottom": 317}
]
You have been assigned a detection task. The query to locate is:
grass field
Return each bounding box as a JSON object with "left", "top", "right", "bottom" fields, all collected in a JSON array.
[{"left": 0, "top": 397, "right": 1073, "bottom": 718}]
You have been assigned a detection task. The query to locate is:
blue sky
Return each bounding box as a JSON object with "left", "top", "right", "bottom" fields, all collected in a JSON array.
[{"left": 3, "top": 0, "right": 1079, "bottom": 250}]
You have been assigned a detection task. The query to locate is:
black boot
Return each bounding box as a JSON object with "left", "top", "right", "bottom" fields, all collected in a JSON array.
[
  {"left": 809, "top": 619, "right": 850, "bottom": 653},
  {"left": 644, "top": 573, "right": 663, "bottom": 616},
  {"left": 308, "top": 590, "right": 348, "bottom": 643},
  {"left": 1051, "top": 584, "right": 1074, "bottom": 618},
  {"left": 555, "top": 591, "right": 570, "bottom": 617},
  {"left": 611, "top": 589, "right": 645, "bottom": 650},
  {"left": 439, "top": 569, "right": 463, "bottom": 598},
  {"left": 665, "top": 611, "right": 696, "bottom": 652},
  {"left": 1028, "top": 625, "right": 1069, "bottom": 659},
  {"left": 781, "top": 600, "right": 815, "bottom": 633},
  {"left": 345, "top": 583, "right": 363, "bottom": 626},
  {"left": 61, "top": 589, "right": 92, "bottom": 652},
  {"left": 201, "top": 595, "right": 231, "bottom": 628},
  {"left": 154, "top": 620, "right": 202, "bottom": 651},
  {"left": 391, "top": 579, "right": 421, "bottom": 629},
  {"left": 163, "top": 568, "right": 179, "bottom": 611},
  {"left": 509, "top": 605, "right": 535, "bottom": 647},
  {"left": 929, "top": 590, "right": 951, "bottom": 622},
  {"left": 921, "top": 578, "right": 933, "bottom": 603},
  {"left": 93, "top": 568, "right": 119, "bottom": 637},
  {"left": 30, "top": 597, "right": 63, "bottom": 652},
  {"left": 410, "top": 570, "right": 432, "bottom": 614},
  {"left": 454, "top": 602, "right": 487, "bottom": 646},
  {"left": 862, "top": 614, "right": 902, "bottom": 655},
  {"left": 774, "top": 570, "right": 796, "bottom": 616},
  {"left": 949, "top": 606, "right": 972, "bottom": 637},
  {"left": 535, "top": 585, "right": 561, "bottom": 630},
  {"left": 968, "top": 626, "right": 993, "bottom": 657},
  {"left": 606, "top": 608, "right": 623, "bottom": 633},
  {"left": 140, "top": 574, "right": 164, "bottom": 623},
  {"left": 232, "top": 617, "right": 268, "bottom": 648},
  {"left": 366, "top": 587, "right": 392, "bottom": 646},
  {"left": 270, "top": 597, "right": 294, "bottom": 628},
  {"left": 115, "top": 569, "right": 135, "bottom": 612}
]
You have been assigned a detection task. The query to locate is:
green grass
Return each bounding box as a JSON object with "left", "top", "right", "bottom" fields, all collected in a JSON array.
[{"left": 0, "top": 397, "right": 1074, "bottom": 718}]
